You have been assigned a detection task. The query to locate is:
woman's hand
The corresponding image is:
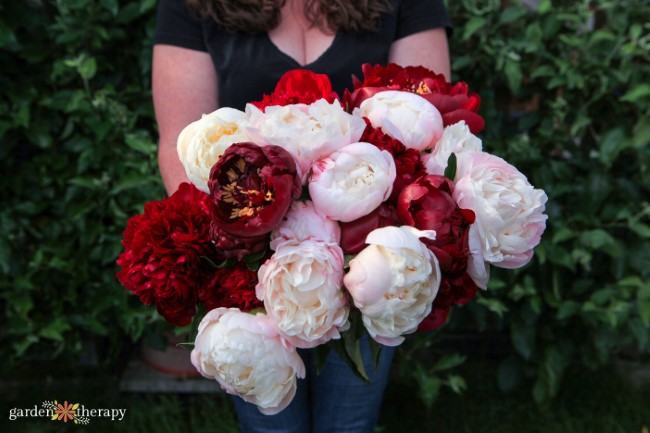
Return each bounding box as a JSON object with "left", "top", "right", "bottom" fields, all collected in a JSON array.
[
  {"left": 152, "top": 45, "right": 219, "bottom": 195},
  {"left": 388, "top": 28, "right": 451, "bottom": 80}
]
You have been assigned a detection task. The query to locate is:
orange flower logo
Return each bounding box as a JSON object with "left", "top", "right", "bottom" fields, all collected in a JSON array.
[
  {"left": 42, "top": 400, "right": 88, "bottom": 424},
  {"left": 52, "top": 401, "right": 78, "bottom": 423}
]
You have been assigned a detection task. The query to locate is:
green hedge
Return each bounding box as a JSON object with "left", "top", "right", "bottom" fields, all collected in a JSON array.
[{"left": 1, "top": 0, "right": 649, "bottom": 404}]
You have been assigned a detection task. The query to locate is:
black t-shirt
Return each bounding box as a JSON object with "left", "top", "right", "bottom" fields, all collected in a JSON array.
[{"left": 154, "top": 0, "right": 452, "bottom": 110}]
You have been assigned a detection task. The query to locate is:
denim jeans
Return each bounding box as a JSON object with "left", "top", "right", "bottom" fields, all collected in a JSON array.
[{"left": 231, "top": 337, "right": 395, "bottom": 433}]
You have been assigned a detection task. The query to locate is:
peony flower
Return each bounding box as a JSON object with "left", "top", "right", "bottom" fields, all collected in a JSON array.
[
  {"left": 396, "top": 175, "right": 478, "bottom": 329},
  {"left": 191, "top": 308, "right": 305, "bottom": 415},
  {"left": 256, "top": 238, "right": 349, "bottom": 348},
  {"left": 200, "top": 262, "right": 262, "bottom": 312},
  {"left": 177, "top": 108, "right": 249, "bottom": 192},
  {"left": 251, "top": 69, "right": 339, "bottom": 111},
  {"left": 359, "top": 119, "right": 426, "bottom": 202},
  {"left": 209, "top": 223, "right": 268, "bottom": 261},
  {"left": 453, "top": 151, "right": 548, "bottom": 285},
  {"left": 271, "top": 200, "right": 341, "bottom": 244},
  {"left": 339, "top": 203, "right": 399, "bottom": 254},
  {"left": 245, "top": 100, "right": 366, "bottom": 181},
  {"left": 208, "top": 142, "right": 301, "bottom": 238},
  {"left": 423, "top": 121, "right": 483, "bottom": 176},
  {"left": 116, "top": 182, "right": 215, "bottom": 326},
  {"left": 309, "top": 142, "right": 396, "bottom": 222},
  {"left": 344, "top": 226, "right": 441, "bottom": 346},
  {"left": 345, "top": 63, "right": 485, "bottom": 134},
  {"left": 355, "top": 90, "right": 443, "bottom": 152}
]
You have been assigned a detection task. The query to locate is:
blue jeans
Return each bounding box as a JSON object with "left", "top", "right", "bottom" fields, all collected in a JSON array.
[{"left": 231, "top": 338, "right": 395, "bottom": 433}]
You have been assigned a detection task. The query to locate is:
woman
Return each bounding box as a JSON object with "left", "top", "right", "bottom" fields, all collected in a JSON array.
[{"left": 152, "top": 1, "right": 451, "bottom": 431}]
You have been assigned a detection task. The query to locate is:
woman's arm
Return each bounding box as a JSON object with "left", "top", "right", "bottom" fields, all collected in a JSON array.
[
  {"left": 152, "top": 45, "right": 218, "bottom": 195},
  {"left": 388, "top": 28, "right": 451, "bottom": 80}
]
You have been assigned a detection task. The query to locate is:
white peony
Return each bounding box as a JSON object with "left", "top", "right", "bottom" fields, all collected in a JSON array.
[
  {"left": 270, "top": 200, "right": 341, "bottom": 244},
  {"left": 423, "top": 120, "right": 483, "bottom": 175},
  {"left": 177, "top": 108, "right": 249, "bottom": 192},
  {"left": 354, "top": 90, "right": 443, "bottom": 151},
  {"left": 453, "top": 151, "right": 548, "bottom": 288},
  {"left": 308, "top": 142, "right": 396, "bottom": 222},
  {"left": 191, "top": 308, "right": 305, "bottom": 415},
  {"left": 245, "top": 100, "right": 366, "bottom": 182},
  {"left": 256, "top": 238, "right": 349, "bottom": 348},
  {"left": 343, "top": 226, "right": 441, "bottom": 346}
]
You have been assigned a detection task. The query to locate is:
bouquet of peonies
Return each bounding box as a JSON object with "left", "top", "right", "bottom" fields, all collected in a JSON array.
[{"left": 117, "top": 64, "right": 548, "bottom": 414}]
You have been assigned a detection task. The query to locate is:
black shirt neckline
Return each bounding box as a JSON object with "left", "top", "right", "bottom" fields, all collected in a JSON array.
[{"left": 263, "top": 32, "right": 343, "bottom": 69}]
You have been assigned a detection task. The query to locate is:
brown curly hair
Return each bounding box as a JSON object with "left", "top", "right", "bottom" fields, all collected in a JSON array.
[{"left": 185, "top": 0, "right": 394, "bottom": 34}]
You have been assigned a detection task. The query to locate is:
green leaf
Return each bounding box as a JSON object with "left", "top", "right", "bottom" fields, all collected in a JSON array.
[
  {"left": 414, "top": 366, "right": 441, "bottom": 409},
  {"left": 79, "top": 57, "right": 97, "bottom": 81},
  {"left": 446, "top": 374, "right": 466, "bottom": 394},
  {"left": 477, "top": 297, "right": 508, "bottom": 317},
  {"left": 140, "top": 0, "right": 156, "bottom": 13},
  {"left": 124, "top": 132, "right": 156, "bottom": 154},
  {"left": 556, "top": 301, "right": 579, "bottom": 320},
  {"left": 328, "top": 337, "right": 369, "bottom": 384},
  {"left": 312, "top": 344, "right": 331, "bottom": 375},
  {"left": 176, "top": 342, "right": 195, "bottom": 351},
  {"left": 462, "top": 17, "right": 487, "bottom": 41},
  {"left": 497, "top": 357, "right": 523, "bottom": 393},
  {"left": 504, "top": 59, "right": 522, "bottom": 93},
  {"left": 243, "top": 247, "right": 268, "bottom": 272},
  {"left": 444, "top": 153, "right": 457, "bottom": 180},
  {"left": 499, "top": 7, "right": 527, "bottom": 24},
  {"left": 368, "top": 337, "right": 383, "bottom": 372},
  {"left": 633, "top": 115, "right": 650, "bottom": 148},
  {"left": 99, "top": 0, "right": 119, "bottom": 15},
  {"left": 638, "top": 284, "right": 650, "bottom": 326},
  {"left": 432, "top": 353, "right": 466, "bottom": 372},
  {"left": 620, "top": 84, "right": 650, "bottom": 104},
  {"left": 511, "top": 323, "right": 535, "bottom": 360},
  {"left": 40, "top": 319, "right": 71, "bottom": 342}
]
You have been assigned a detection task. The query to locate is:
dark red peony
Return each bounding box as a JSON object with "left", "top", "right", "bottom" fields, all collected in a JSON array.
[
  {"left": 200, "top": 262, "right": 263, "bottom": 312},
  {"left": 116, "top": 182, "right": 215, "bottom": 326},
  {"left": 359, "top": 119, "right": 426, "bottom": 202},
  {"left": 345, "top": 63, "right": 485, "bottom": 134},
  {"left": 396, "top": 175, "right": 478, "bottom": 330},
  {"left": 252, "top": 69, "right": 340, "bottom": 111},
  {"left": 339, "top": 203, "right": 399, "bottom": 254},
  {"left": 208, "top": 142, "right": 301, "bottom": 238},
  {"left": 210, "top": 223, "right": 268, "bottom": 261}
]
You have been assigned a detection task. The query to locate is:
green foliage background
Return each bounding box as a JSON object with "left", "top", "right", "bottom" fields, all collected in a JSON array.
[{"left": 1, "top": 0, "right": 649, "bottom": 405}]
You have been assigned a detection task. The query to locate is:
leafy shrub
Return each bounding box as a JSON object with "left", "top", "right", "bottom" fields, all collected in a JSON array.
[{"left": 0, "top": 0, "right": 163, "bottom": 369}]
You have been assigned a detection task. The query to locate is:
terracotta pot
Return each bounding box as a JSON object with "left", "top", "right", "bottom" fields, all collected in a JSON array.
[{"left": 140, "top": 331, "right": 201, "bottom": 378}]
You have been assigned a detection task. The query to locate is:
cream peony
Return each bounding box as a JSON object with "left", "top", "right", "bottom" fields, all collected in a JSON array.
[
  {"left": 355, "top": 90, "right": 444, "bottom": 151},
  {"left": 271, "top": 200, "right": 341, "bottom": 244},
  {"left": 245, "top": 100, "right": 366, "bottom": 182},
  {"left": 343, "top": 226, "right": 441, "bottom": 346},
  {"left": 256, "top": 238, "right": 349, "bottom": 349},
  {"left": 308, "top": 142, "right": 396, "bottom": 222},
  {"left": 190, "top": 308, "right": 305, "bottom": 415},
  {"left": 453, "top": 151, "right": 548, "bottom": 287},
  {"left": 177, "top": 108, "right": 249, "bottom": 192},
  {"left": 423, "top": 120, "right": 483, "bottom": 175}
]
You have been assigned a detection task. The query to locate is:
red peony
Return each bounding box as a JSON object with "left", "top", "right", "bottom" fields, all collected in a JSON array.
[
  {"left": 116, "top": 183, "right": 215, "bottom": 326},
  {"left": 200, "top": 263, "right": 263, "bottom": 312},
  {"left": 345, "top": 63, "right": 485, "bottom": 134},
  {"left": 359, "top": 119, "right": 425, "bottom": 202},
  {"left": 339, "top": 203, "right": 399, "bottom": 254},
  {"left": 396, "top": 175, "right": 478, "bottom": 330},
  {"left": 251, "top": 69, "right": 340, "bottom": 111},
  {"left": 208, "top": 142, "right": 301, "bottom": 238},
  {"left": 210, "top": 222, "right": 268, "bottom": 261}
]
